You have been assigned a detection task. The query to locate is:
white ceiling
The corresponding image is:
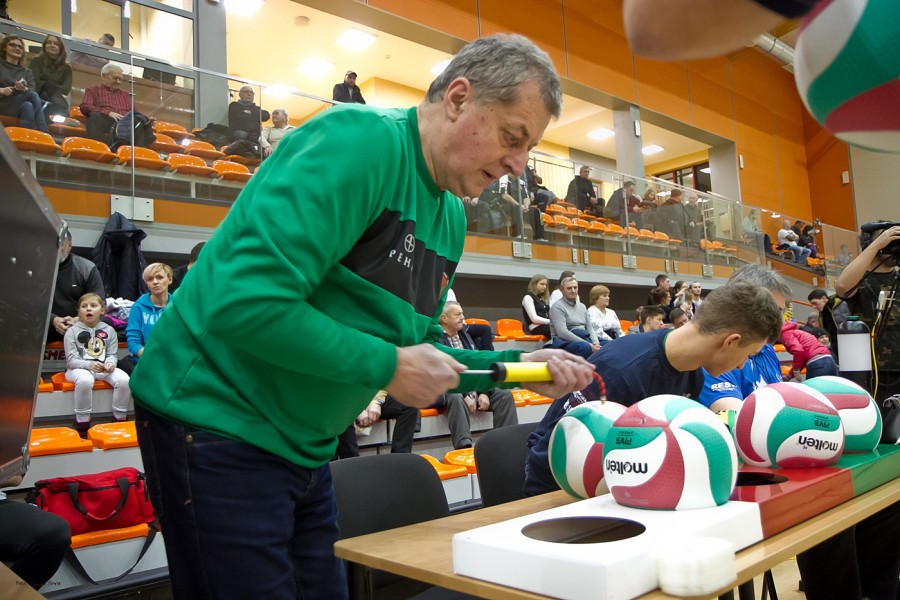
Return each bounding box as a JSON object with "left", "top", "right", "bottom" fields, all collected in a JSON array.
[{"left": 224, "top": 0, "right": 709, "bottom": 166}]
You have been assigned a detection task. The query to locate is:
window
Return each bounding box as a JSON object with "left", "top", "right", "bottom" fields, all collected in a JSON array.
[{"left": 129, "top": 3, "right": 193, "bottom": 67}]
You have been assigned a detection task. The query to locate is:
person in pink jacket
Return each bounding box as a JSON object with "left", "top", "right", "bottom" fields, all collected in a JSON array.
[{"left": 780, "top": 320, "right": 838, "bottom": 380}]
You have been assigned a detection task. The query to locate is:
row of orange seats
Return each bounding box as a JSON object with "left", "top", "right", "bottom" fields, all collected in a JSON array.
[
  {"left": 7, "top": 126, "right": 252, "bottom": 182},
  {"left": 464, "top": 317, "right": 547, "bottom": 342},
  {"left": 543, "top": 213, "right": 684, "bottom": 246}
]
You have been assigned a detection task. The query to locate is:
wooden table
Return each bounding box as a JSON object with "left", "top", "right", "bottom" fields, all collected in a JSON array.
[{"left": 335, "top": 478, "right": 900, "bottom": 600}]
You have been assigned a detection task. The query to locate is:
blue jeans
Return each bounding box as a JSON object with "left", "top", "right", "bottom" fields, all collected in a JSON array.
[
  {"left": 805, "top": 355, "right": 838, "bottom": 379},
  {"left": 789, "top": 244, "right": 811, "bottom": 263},
  {"left": 550, "top": 328, "right": 594, "bottom": 358},
  {"left": 135, "top": 404, "right": 347, "bottom": 600},
  {"left": 16, "top": 90, "right": 48, "bottom": 132}
]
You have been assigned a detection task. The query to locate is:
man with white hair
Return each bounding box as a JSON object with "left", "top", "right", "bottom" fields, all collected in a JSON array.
[
  {"left": 80, "top": 63, "right": 155, "bottom": 148},
  {"left": 260, "top": 108, "right": 294, "bottom": 157}
]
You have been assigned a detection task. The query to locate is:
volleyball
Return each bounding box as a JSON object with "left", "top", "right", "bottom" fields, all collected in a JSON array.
[
  {"left": 602, "top": 395, "right": 737, "bottom": 510},
  {"left": 802, "top": 376, "right": 882, "bottom": 452},
  {"left": 734, "top": 382, "right": 844, "bottom": 467},
  {"left": 794, "top": 0, "right": 900, "bottom": 153},
  {"left": 549, "top": 401, "right": 627, "bottom": 499}
]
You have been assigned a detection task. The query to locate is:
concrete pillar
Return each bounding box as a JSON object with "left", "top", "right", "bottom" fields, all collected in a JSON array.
[
  {"left": 613, "top": 105, "right": 645, "bottom": 185},
  {"left": 194, "top": 0, "right": 229, "bottom": 127}
]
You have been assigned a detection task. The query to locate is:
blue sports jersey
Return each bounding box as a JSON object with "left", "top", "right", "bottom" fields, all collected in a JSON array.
[
  {"left": 524, "top": 329, "right": 705, "bottom": 497},
  {"left": 696, "top": 344, "right": 783, "bottom": 408}
]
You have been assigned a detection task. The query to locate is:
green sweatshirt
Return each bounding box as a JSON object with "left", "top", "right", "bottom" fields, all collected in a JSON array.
[{"left": 131, "top": 105, "right": 523, "bottom": 467}]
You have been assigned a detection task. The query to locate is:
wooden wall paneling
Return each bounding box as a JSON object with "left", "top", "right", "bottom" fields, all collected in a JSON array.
[
  {"left": 368, "top": 0, "right": 480, "bottom": 41},
  {"left": 802, "top": 109, "right": 855, "bottom": 230},
  {"left": 633, "top": 56, "right": 691, "bottom": 123},
  {"left": 686, "top": 57, "right": 735, "bottom": 140},
  {"left": 478, "top": 0, "right": 568, "bottom": 77}
]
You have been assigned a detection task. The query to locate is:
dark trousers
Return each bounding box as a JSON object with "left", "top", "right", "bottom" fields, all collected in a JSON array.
[
  {"left": 805, "top": 355, "right": 838, "bottom": 379},
  {"left": 796, "top": 502, "right": 900, "bottom": 600},
  {"left": 433, "top": 389, "right": 518, "bottom": 449},
  {"left": 335, "top": 397, "right": 420, "bottom": 458},
  {"left": 0, "top": 499, "right": 71, "bottom": 589},
  {"left": 135, "top": 404, "right": 347, "bottom": 600},
  {"left": 464, "top": 323, "right": 494, "bottom": 351},
  {"left": 85, "top": 110, "right": 155, "bottom": 148}
]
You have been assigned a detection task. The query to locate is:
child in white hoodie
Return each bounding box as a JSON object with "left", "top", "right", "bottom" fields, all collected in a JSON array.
[{"left": 64, "top": 293, "right": 131, "bottom": 435}]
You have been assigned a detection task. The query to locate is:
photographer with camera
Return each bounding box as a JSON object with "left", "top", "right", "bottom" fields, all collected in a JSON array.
[{"left": 836, "top": 221, "right": 900, "bottom": 401}]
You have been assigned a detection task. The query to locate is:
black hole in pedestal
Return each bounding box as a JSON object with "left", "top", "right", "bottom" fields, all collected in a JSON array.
[
  {"left": 735, "top": 472, "right": 788, "bottom": 486},
  {"left": 521, "top": 517, "right": 646, "bottom": 544}
]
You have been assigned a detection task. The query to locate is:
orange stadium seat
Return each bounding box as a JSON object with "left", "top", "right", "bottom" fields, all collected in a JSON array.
[
  {"left": 419, "top": 408, "right": 440, "bottom": 417},
  {"left": 606, "top": 223, "right": 626, "bottom": 238},
  {"left": 588, "top": 221, "right": 608, "bottom": 235},
  {"left": 168, "top": 153, "right": 216, "bottom": 177},
  {"left": 420, "top": 454, "right": 469, "bottom": 480},
  {"left": 545, "top": 204, "right": 566, "bottom": 215},
  {"left": 29, "top": 427, "right": 94, "bottom": 457},
  {"left": 38, "top": 378, "right": 54, "bottom": 393},
  {"left": 61, "top": 137, "right": 117, "bottom": 163},
  {"left": 48, "top": 118, "right": 86, "bottom": 138},
  {"left": 69, "top": 106, "right": 86, "bottom": 122},
  {"left": 619, "top": 319, "right": 634, "bottom": 334},
  {"left": 0, "top": 114, "right": 18, "bottom": 127},
  {"left": 151, "top": 132, "right": 184, "bottom": 155},
  {"left": 117, "top": 146, "right": 169, "bottom": 171},
  {"left": 213, "top": 160, "right": 252, "bottom": 182},
  {"left": 443, "top": 448, "right": 477, "bottom": 474},
  {"left": 70, "top": 523, "right": 151, "bottom": 550},
  {"left": 88, "top": 421, "right": 139, "bottom": 450},
  {"left": 496, "top": 318, "right": 545, "bottom": 341},
  {"left": 221, "top": 147, "right": 261, "bottom": 167},
  {"left": 549, "top": 214, "right": 571, "bottom": 229},
  {"left": 465, "top": 318, "right": 490, "bottom": 327},
  {"left": 153, "top": 120, "right": 192, "bottom": 140},
  {"left": 184, "top": 139, "right": 225, "bottom": 160},
  {"left": 569, "top": 218, "right": 589, "bottom": 231},
  {"left": 51, "top": 371, "right": 112, "bottom": 391},
  {"left": 640, "top": 228, "right": 659, "bottom": 242},
  {"left": 6, "top": 126, "right": 62, "bottom": 155}
]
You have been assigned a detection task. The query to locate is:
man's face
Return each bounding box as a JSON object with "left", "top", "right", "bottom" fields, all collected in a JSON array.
[
  {"left": 782, "top": 220, "right": 791, "bottom": 229},
  {"left": 625, "top": 184, "right": 635, "bottom": 195},
  {"left": 562, "top": 280, "right": 579, "bottom": 302},
  {"left": 98, "top": 35, "right": 114, "bottom": 47},
  {"left": 809, "top": 297, "right": 827, "bottom": 312},
  {"left": 58, "top": 239, "right": 72, "bottom": 263},
  {"left": 690, "top": 282, "right": 702, "bottom": 296},
  {"left": 579, "top": 167, "right": 590, "bottom": 178},
  {"left": 436, "top": 79, "right": 552, "bottom": 199},
  {"left": 441, "top": 305, "right": 465, "bottom": 333},
  {"left": 671, "top": 313, "right": 689, "bottom": 329},
  {"left": 273, "top": 111, "right": 287, "bottom": 127},
  {"left": 101, "top": 69, "right": 124, "bottom": 90},
  {"left": 659, "top": 277, "right": 670, "bottom": 291},
  {"left": 239, "top": 87, "right": 255, "bottom": 102},
  {"left": 704, "top": 337, "right": 767, "bottom": 377},
  {"left": 344, "top": 73, "right": 357, "bottom": 86},
  {"left": 644, "top": 314, "right": 665, "bottom": 332}
]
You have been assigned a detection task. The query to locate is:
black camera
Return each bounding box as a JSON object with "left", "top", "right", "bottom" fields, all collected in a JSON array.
[{"left": 860, "top": 221, "right": 900, "bottom": 259}]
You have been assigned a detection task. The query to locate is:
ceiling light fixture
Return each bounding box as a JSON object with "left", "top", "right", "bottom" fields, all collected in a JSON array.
[
  {"left": 586, "top": 128, "right": 614, "bottom": 140},
  {"left": 336, "top": 29, "right": 377, "bottom": 51},
  {"left": 430, "top": 59, "right": 451, "bottom": 76},
  {"left": 297, "top": 58, "right": 334, "bottom": 77},
  {"left": 642, "top": 144, "right": 664, "bottom": 155},
  {"left": 265, "top": 83, "right": 297, "bottom": 98},
  {"left": 225, "top": 0, "right": 264, "bottom": 17}
]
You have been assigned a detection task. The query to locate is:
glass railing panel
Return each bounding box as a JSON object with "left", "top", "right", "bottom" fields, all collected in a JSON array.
[{"left": 819, "top": 222, "right": 860, "bottom": 292}]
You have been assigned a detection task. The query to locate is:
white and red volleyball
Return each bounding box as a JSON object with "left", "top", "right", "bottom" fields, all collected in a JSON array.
[
  {"left": 802, "top": 376, "right": 882, "bottom": 453},
  {"left": 734, "top": 382, "right": 845, "bottom": 467},
  {"left": 794, "top": 0, "right": 900, "bottom": 153},
  {"left": 602, "top": 395, "right": 737, "bottom": 510},
  {"left": 549, "top": 401, "right": 627, "bottom": 499}
]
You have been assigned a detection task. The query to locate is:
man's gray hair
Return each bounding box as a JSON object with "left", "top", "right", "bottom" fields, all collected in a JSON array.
[
  {"left": 442, "top": 300, "right": 461, "bottom": 314},
  {"left": 560, "top": 276, "right": 578, "bottom": 288},
  {"left": 728, "top": 264, "right": 792, "bottom": 300},
  {"left": 101, "top": 63, "right": 123, "bottom": 77},
  {"left": 272, "top": 108, "right": 288, "bottom": 118},
  {"left": 426, "top": 34, "right": 562, "bottom": 118}
]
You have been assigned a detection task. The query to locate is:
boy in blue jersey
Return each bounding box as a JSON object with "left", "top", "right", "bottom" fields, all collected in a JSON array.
[{"left": 524, "top": 280, "right": 783, "bottom": 497}]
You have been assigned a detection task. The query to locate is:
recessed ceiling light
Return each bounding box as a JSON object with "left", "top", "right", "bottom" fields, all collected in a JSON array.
[
  {"left": 225, "top": 0, "right": 264, "bottom": 17},
  {"left": 265, "top": 83, "right": 297, "bottom": 99},
  {"left": 586, "top": 128, "right": 614, "bottom": 140},
  {"left": 430, "top": 59, "right": 451, "bottom": 76},
  {"left": 297, "top": 58, "right": 334, "bottom": 77},
  {"left": 642, "top": 144, "right": 664, "bottom": 155},
  {"left": 771, "top": 213, "right": 781, "bottom": 218},
  {"left": 699, "top": 167, "right": 711, "bottom": 174},
  {"left": 337, "top": 29, "right": 377, "bottom": 51}
]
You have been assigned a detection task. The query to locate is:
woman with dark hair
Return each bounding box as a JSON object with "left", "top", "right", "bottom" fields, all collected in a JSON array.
[
  {"left": 649, "top": 286, "right": 673, "bottom": 323},
  {"left": 28, "top": 34, "right": 72, "bottom": 118},
  {"left": 522, "top": 273, "right": 551, "bottom": 338},
  {"left": 0, "top": 35, "right": 49, "bottom": 131}
]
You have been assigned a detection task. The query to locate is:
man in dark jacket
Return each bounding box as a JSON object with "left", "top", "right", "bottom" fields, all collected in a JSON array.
[
  {"left": 565, "top": 165, "right": 600, "bottom": 214},
  {"left": 228, "top": 85, "right": 270, "bottom": 141},
  {"left": 48, "top": 225, "right": 105, "bottom": 342},
  {"left": 332, "top": 71, "right": 366, "bottom": 104}
]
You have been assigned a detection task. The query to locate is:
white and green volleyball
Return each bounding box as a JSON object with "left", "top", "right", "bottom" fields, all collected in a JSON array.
[
  {"left": 794, "top": 0, "right": 900, "bottom": 153},
  {"left": 602, "top": 395, "right": 738, "bottom": 510},
  {"left": 734, "top": 382, "right": 845, "bottom": 467},
  {"left": 549, "top": 401, "right": 627, "bottom": 499},
  {"left": 802, "top": 376, "right": 882, "bottom": 452}
]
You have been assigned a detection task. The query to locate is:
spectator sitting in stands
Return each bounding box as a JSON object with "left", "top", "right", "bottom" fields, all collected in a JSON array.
[
  {"left": 638, "top": 188, "right": 659, "bottom": 229},
  {"left": 28, "top": 34, "right": 72, "bottom": 119},
  {"left": 68, "top": 33, "right": 114, "bottom": 69},
  {"left": 549, "top": 270, "right": 575, "bottom": 305},
  {"left": 125, "top": 263, "right": 174, "bottom": 373},
  {"left": 445, "top": 288, "right": 493, "bottom": 351},
  {"left": 228, "top": 85, "right": 270, "bottom": 142},
  {"left": 332, "top": 70, "right": 366, "bottom": 104},
  {"left": 64, "top": 293, "right": 132, "bottom": 435},
  {"left": 549, "top": 276, "right": 600, "bottom": 358},
  {"left": 260, "top": 108, "right": 294, "bottom": 158},
  {"left": 684, "top": 195, "right": 704, "bottom": 243},
  {"left": 522, "top": 273, "right": 551, "bottom": 338},
  {"left": 430, "top": 301, "right": 518, "bottom": 449},
  {"left": 650, "top": 286, "right": 673, "bottom": 323},
  {"left": 170, "top": 241, "right": 205, "bottom": 293},
  {"left": 525, "top": 279, "right": 783, "bottom": 497},
  {"left": 586, "top": 284, "right": 622, "bottom": 345},
  {"left": 565, "top": 165, "right": 600, "bottom": 214},
  {"left": 628, "top": 305, "right": 666, "bottom": 334},
  {"left": 503, "top": 170, "right": 545, "bottom": 240},
  {"left": 0, "top": 475, "right": 71, "bottom": 590},
  {"left": 837, "top": 243, "right": 852, "bottom": 266},
  {"left": 335, "top": 390, "right": 420, "bottom": 458},
  {"left": 49, "top": 224, "right": 105, "bottom": 342},
  {"left": 793, "top": 220, "right": 819, "bottom": 258},
  {"left": 0, "top": 35, "right": 49, "bottom": 132},
  {"left": 525, "top": 164, "right": 554, "bottom": 212},
  {"left": 605, "top": 180, "right": 637, "bottom": 227},
  {"left": 780, "top": 320, "right": 837, "bottom": 380},
  {"left": 657, "top": 189, "right": 688, "bottom": 242},
  {"left": 670, "top": 306, "right": 689, "bottom": 329},
  {"left": 80, "top": 64, "right": 156, "bottom": 149},
  {"left": 648, "top": 273, "right": 671, "bottom": 304},
  {"left": 684, "top": 281, "right": 703, "bottom": 315},
  {"left": 777, "top": 218, "right": 811, "bottom": 264}
]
